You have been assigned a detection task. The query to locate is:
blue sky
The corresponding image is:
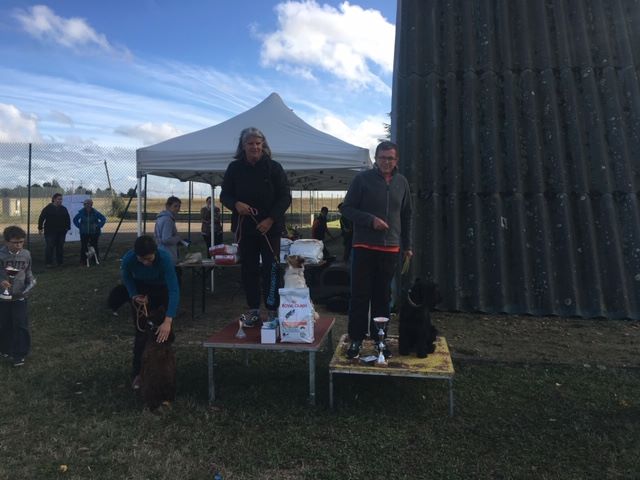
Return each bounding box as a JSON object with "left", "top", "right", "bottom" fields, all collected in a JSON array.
[{"left": 0, "top": 1, "right": 396, "bottom": 153}]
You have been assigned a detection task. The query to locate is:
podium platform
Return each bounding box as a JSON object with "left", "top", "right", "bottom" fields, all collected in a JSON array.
[
  {"left": 203, "top": 316, "right": 335, "bottom": 406},
  {"left": 329, "top": 334, "right": 455, "bottom": 416}
]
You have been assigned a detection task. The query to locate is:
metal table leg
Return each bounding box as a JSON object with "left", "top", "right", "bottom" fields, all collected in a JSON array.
[
  {"left": 329, "top": 371, "right": 334, "bottom": 409},
  {"left": 448, "top": 378, "right": 454, "bottom": 417},
  {"left": 308, "top": 351, "right": 316, "bottom": 406},
  {"left": 208, "top": 347, "right": 216, "bottom": 403},
  {"left": 201, "top": 266, "right": 206, "bottom": 314}
]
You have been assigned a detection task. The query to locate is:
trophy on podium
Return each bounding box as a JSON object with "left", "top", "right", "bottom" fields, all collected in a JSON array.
[
  {"left": 373, "top": 316, "right": 389, "bottom": 365},
  {"left": 235, "top": 317, "right": 247, "bottom": 339},
  {"left": 1, "top": 266, "right": 20, "bottom": 301}
]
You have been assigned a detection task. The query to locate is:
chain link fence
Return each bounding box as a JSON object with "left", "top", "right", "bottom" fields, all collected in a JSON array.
[{"left": 0, "top": 143, "right": 348, "bottom": 245}]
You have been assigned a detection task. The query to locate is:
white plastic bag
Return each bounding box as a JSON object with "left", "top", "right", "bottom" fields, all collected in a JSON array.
[
  {"left": 289, "top": 239, "right": 323, "bottom": 264},
  {"left": 278, "top": 287, "right": 315, "bottom": 343}
]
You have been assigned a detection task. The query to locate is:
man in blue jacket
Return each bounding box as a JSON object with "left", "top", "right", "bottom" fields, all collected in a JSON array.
[
  {"left": 121, "top": 235, "right": 179, "bottom": 390},
  {"left": 341, "top": 141, "right": 413, "bottom": 359},
  {"left": 73, "top": 198, "right": 107, "bottom": 265}
]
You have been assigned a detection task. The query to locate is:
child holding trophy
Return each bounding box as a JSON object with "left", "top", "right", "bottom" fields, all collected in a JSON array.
[{"left": 0, "top": 226, "right": 36, "bottom": 367}]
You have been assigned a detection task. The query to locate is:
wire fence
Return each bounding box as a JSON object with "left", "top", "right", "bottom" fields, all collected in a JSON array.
[{"left": 0, "top": 143, "right": 348, "bottom": 242}]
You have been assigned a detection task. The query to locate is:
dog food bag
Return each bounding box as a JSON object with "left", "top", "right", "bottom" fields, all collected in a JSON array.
[
  {"left": 280, "top": 238, "right": 293, "bottom": 263},
  {"left": 209, "top": 244, "right": 238, "bottom": 256},
  {"left": 278, "top": 287, "right": 315, "bottom": 343},
  {"left": 289, "top": 239, "right": 324, "bottom": 264},
  {"left": 214, "top": 254, "right": 239, "bottom": 265}
]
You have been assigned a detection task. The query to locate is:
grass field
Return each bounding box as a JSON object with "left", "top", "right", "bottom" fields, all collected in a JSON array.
[{"left": 0, "top": 234, "right": 638, "bottom": 479}]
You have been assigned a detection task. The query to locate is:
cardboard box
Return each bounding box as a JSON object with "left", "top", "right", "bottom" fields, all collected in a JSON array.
[{"left": 261, "top": 325, "right": 279, "bottom": 344}]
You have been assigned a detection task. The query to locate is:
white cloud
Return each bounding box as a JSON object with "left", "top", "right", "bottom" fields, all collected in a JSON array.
[
  {"left": 311, "top": 112, "right": 386, "bottom": 155},
  {"left": 260, "top": 1, "right": 394, "bottom": 91},
  {"left": 0, "top": 103, "right": 42, "bottom": 142},
  {"left": 13, "top": 5, "right": 130, "bottom": 58},
  {"left": 49, "top": 110, "right": 74, "bottom": 126},
  {"left": 114, "top": 122, "right": 184, "bottom": 145}
]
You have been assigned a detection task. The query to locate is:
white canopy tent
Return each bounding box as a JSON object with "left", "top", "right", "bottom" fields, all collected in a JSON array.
[
  {"left": 136, "top": 92, "right": 371, "bottom": 189},
  {"left": 135, "top": 92, "right": 372, "bottom": 234}
]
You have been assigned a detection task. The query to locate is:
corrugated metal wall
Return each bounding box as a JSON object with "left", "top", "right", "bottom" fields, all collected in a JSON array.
[{"left": 393, "top": 0, "right": 640, "bottom": 318}]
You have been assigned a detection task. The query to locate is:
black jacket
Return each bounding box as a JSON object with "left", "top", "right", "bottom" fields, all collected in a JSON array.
[
  {"left": 37, "top": 203, "right": 71, "bottom": 234},
  {"left": 220, "top": 155, "right": 291, "bottom": 237}
]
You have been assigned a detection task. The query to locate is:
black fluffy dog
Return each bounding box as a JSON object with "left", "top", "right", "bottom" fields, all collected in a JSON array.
[
  {"left": 139, "top": 306, "right": 176, "bottom": 411},
  {"left": 398, "top": 278, "right": 441, "bottom": 358}
]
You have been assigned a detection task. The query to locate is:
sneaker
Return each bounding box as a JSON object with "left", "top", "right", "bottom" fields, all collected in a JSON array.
[
  {"left": 346, "top": 340, "right": 362, "bottom": 359},
  {"left": 131, "top": 375, "right": 141, "bottom": 390},
  {"left": 13, "top": 358, "right": 25, "bottom": 367},
  {"left": 241, "top": 309, "right": 260, "bottom": 328}
]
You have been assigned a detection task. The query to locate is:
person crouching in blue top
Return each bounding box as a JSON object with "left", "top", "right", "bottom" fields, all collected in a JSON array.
[
  {"left": 121, "top": 235, "right": 179, "bottom": 390},
  {"left": 73, "top": 198, "right": 107, "bottom": 265}
]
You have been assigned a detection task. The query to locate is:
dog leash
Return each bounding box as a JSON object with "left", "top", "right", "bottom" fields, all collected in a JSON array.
[{"left": 133, "top": 296, "right": 149, "bottom": 333}]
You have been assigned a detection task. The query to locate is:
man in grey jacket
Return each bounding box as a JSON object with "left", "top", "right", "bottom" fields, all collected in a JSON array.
[
  {"left": 154, "top": 196, "right": 189, "bottom": 266},
  {"left": 341, "top": 141, "right": 413, "bottom": 359}
]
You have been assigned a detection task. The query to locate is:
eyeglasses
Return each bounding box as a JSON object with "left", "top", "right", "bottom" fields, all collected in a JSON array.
[{"left": 376, "top": 155, "right": 397, "bottom": 162}]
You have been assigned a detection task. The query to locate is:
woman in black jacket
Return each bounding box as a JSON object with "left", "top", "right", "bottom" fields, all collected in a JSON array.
[{"left": 220, "top": 127, "right": 291, "bottom": 326}]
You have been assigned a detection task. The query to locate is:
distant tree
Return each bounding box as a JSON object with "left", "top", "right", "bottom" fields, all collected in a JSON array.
[
  {"left": 125, "top": 188, "right": 137, "bottom": 198},
  {"left": 51, "top": 179, "right": 61, "bottom": 189},
  {"left": 378, "top": 112, "right": 391, "bottom": 142},
  {"left": 32, "top": 183, "right": 42, "bottom": 189},
  {"left": 42, "top": 182, "right": 52, "bottom": 188}
]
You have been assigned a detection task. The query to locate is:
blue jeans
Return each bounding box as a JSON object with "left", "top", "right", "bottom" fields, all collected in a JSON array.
[{"left": 348, "top": 247, "right": 399, "bottom": 341}]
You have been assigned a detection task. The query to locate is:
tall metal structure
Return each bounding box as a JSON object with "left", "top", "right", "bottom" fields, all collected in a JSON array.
[{"left": 393, "top": 0, "right": 640, "bottom": 318}]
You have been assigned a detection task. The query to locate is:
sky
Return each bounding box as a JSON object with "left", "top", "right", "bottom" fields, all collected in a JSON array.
[{"left": 0, "top": 0, "right": 397, "bottom": 155}]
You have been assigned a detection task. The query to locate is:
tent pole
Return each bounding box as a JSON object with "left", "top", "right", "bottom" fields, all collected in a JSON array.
[
  {"left": 210, "top": 183, "right": 215, "bottom": 293},
  {"left": 136, "top": 176, "right": 142, "bottom": 236}
]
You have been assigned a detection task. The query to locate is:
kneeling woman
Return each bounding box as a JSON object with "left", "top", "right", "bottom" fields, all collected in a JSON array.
[{"left": 121, "top": 235, "right": 179, "bottom": 390}]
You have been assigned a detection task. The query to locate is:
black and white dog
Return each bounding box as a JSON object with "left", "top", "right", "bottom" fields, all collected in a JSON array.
[
  {"left": 398, "top": 278, "right": 441, "bottom": 358},
  {"left": 86, "top": 245, "right": 99, "bottom": 267}
]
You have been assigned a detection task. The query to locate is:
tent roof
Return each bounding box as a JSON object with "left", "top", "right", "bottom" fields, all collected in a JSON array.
[{"left": 136, "top": 93, "right": 372, "bottom": 190}]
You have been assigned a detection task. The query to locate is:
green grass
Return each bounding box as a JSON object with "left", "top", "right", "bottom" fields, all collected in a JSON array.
[{"left": 0, "top": 236, "right": 639, "bottom": 479}]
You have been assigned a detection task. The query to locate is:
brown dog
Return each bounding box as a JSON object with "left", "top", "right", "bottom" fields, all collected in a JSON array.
[{"left": 139, "top": 307, "right": 176, "bottom": 411}]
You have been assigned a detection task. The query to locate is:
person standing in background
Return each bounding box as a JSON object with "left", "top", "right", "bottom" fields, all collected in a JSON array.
[
  {"left": 154, "top": 196, "right": 189, "bottom": 266},
  {"left": 73, "top": 198, "right": 107, "bottom": 265},
  {"left": 200, "top": 197, "right": 224, "bottom": 256},
  {"left": 37, "top": 193, "right": 71, "bottom": 267},
  {"left": 311, "top": 206, "right": 336, "bottom": 260}
]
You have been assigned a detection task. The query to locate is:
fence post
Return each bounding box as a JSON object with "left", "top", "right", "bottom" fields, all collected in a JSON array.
[{"left": 27, "top": 143, "right": 32, "bottom": 250}]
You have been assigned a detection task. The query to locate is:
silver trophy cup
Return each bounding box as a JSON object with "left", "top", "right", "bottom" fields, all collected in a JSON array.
[
  {"left": 1, "top": 266, "right": 19, "bottom": 301},
  {"left": 373, "top": 316, "right": 389, "bottom": 365}
]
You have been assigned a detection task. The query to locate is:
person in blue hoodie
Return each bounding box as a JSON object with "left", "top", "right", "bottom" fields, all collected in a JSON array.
[
  {"left": 121, "top": 235, "right": 179, "bottom": 390},
  {"left": 73, "top": 198, "right": 107, "bottom": 265}
]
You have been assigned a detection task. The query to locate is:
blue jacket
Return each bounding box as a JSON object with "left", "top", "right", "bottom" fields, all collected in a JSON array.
[
  {"left": 73, "top": 208, "right": 106, "bottom": 235},
  {"left": 120, "top": 249, "right": 180, "bottom": 318}
]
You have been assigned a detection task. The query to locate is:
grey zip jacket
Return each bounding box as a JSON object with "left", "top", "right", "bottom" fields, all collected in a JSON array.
[
  {"left": 341, "top": 165, "right": 413, "bottom": 251},
  {"left": 154, "top": 209, "right": 181, "bottom": 265},
  {"left": 0, "top": 246, "right": 36, "bottom": 298}
]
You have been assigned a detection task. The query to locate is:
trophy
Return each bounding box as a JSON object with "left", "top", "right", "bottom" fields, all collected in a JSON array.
[
  {"left": 235, "top": 317, "right": 247, "bottom": 339},
  {"left": 1, "top": 266, "right": 19, "bottom": 301},
  {"left": 373, "top": 316, "right": 389, "bottom": 365}
]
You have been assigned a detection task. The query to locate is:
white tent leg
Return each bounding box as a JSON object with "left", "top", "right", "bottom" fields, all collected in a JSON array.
[
  {"left": 136, "top": 176, "right": 142, "bottom": 236},
  {"left": 210, "top": 183, "right": 215, "bottom": 293}
]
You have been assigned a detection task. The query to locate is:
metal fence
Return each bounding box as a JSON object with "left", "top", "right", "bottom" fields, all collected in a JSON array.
[{"left": 0, "top": 143, "right": 348, "bottom": 243}]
